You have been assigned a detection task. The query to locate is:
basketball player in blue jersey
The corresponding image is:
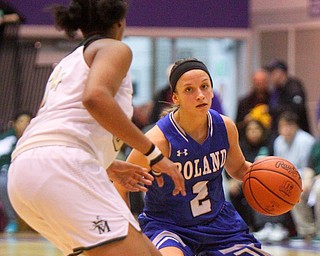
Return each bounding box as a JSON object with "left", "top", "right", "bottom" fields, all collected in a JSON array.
[
  {"left": 116, "top": 58, "right": 271, "bottom": 255},
  {"left": 7, "top": 1, "right": 185, "bottom": 256}
]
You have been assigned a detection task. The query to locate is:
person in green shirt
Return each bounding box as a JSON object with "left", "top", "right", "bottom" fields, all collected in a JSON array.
[
  {"left": 304, "top": 104, "right": 320, "bottom": 240},
  {"left": 0, "top": 111, "right": 31, "bottom": 233}
]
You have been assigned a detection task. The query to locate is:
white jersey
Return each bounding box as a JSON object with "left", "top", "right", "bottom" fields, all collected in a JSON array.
[{"left": 12, "top": 46, "right": 133, "bottom": 168}]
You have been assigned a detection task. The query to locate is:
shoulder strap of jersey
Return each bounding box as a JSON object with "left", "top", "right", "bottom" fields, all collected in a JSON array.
[
  {"left": 78, "top": 34, "right": 107, "bottom": 50},
  {"left": 69, "top": 34, "right": 106, "bottom": 55}
]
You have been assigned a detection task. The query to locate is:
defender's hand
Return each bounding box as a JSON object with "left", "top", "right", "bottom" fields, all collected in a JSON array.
[{"left": 107, "top": 160, "right": 153, "bottom": 192}]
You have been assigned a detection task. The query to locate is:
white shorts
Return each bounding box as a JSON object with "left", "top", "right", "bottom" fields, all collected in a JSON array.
[{"left": 8, "top": 146, "right": 141, "bottom": 256}]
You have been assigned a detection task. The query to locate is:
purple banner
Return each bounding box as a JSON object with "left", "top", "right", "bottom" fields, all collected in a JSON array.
[{"left": 7, "top": 0, "right": 249, "bottom": 28}]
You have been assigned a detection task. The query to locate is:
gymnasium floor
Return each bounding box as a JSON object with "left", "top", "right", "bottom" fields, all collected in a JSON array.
[{"left": 1, "top": 232, "right": 320, "bottom": 256}]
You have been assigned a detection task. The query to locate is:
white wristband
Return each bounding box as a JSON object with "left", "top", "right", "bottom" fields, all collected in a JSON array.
[
  {"left": 151, "top": 170, "right": 162, "bottom": 176},
  {"left": 145, "top": 144, "right": 164, "bottom": 167}
]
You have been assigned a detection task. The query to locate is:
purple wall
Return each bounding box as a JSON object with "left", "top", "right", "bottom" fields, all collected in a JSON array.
[
  {"left": 126, "top": 1, "right": 249, "bottom": 28},
  {"left": 8, "top": 0, "right": 249, "bottom": 28},
  {"left": 8, "top": 0, "right": 70, "bottom": 25}
]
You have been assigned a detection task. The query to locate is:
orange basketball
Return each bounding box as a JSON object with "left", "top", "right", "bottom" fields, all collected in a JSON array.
[{"left": 242, "top": 156, "right": 302, "bottom": 216}]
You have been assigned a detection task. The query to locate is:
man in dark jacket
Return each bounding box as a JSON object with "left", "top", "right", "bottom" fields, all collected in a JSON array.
[{"left": 265, "top": 59, "right": 310, "bottom": 134}]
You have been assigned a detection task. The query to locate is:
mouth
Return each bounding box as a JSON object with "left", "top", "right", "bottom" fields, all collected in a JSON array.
[{"left": 196, "top": 103, "right": 208, "bottom": 108}]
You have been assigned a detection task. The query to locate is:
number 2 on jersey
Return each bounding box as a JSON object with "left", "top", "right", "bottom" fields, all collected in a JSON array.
[{"left": 190, "top": 181, "right": 211, "bottom": 217}]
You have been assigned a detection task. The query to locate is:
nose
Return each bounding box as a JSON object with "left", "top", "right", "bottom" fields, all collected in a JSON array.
[{"left": 196, "top": 88, "right": 205, "bottom": 100}]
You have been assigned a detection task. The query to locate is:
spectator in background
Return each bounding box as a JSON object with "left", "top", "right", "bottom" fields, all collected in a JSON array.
[
  {"left": 0, "top": 111, "right": 32, "bottom": 233},
  {"left": 149, "top": 64, "right": 174, "bottom": 125},
  {"left": 210, "top": 92, "right": 224, "bottom": 114},
  {"left": 148, "top": 84, "right": 172, "bottom": 125},
  {"left": 274, "top": 111, "right": 315, "bottom": 241},
  {"left": 0, "top": 0, "right": 25, "bottom": 46},
  {"left": 301, "top": 101, "right": 320, "bottom": 240},
  {"left": 235, "top": 69, "right": 271, "bottom": 136},
  {"left": 265, "top": 59, "right": 310, "bottom": 134},
  {"left": 228, "top": 119, "right": 273, "bottom": 232},
  {"left": 0, "top": 1, "right": 22, "bottom": 23}
]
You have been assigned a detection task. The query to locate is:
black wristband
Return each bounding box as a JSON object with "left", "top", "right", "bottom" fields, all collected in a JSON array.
[
  {"left": 144, "top": 144, "right": 155, "bottom": 156},
  {"left": 144, "top": 144, "right": 164, "bottom": 167},
  {"left": 150, "top": 154, "right": 164, "bottom": 167}
]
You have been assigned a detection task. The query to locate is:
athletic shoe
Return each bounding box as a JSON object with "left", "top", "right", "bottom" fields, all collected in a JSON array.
[
  {"left": 268, "top": 223, "right": 288, "bottom": 243},
  {"left": 253, "top": 222, "right": 273, "bottom": 242}
]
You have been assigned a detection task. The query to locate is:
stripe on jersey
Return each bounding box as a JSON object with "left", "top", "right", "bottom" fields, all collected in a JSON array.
[
  {"left": 152, "top": 230, "right": 187, "bottom": 249},
  {"left": 219, "top": 243, "right": 271, "bottom": 256},
  {"left": 169, "top": 111, "right": 214, "bottom": 142}
]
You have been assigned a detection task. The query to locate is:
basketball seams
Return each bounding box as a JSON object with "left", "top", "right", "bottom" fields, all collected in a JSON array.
[
  {"left": 243, "top": 177, "right": 293, "bottom": 216},
  {"left": 242, "top": 178, "right": 270, "bottom": 215},
  {"left": 247, "top": 168, "right": 302, "bottom": 190},
  {"left": 244, "top": 176, "right": 295, "bottom": 206}
]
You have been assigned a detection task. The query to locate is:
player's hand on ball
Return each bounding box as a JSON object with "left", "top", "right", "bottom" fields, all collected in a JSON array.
[{"left": 107, "top": 160, "right": 154, "bottom": 192}]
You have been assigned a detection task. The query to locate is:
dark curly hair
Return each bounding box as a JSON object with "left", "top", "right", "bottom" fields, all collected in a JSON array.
[{"left": 50, "top": 0, "right": 128, "bottom": 38}]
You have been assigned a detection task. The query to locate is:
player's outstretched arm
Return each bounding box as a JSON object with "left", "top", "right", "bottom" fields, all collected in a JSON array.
[{"left": 125, "top": 125, "right": 186, "bottom": 196}]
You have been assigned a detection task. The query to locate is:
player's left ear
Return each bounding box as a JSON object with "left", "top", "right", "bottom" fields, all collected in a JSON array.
[{"left": 172, "top": 92, "right": 179, "bottom": 105}]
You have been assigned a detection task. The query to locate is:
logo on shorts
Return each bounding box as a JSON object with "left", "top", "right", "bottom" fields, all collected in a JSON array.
[{"left": 90, "top": 216, "right": 111, "bottom": 234}]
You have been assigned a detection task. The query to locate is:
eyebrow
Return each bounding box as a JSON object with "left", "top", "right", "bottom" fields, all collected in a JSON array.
[{"left": 182, "top": 77, "right": 209, "bottom": 85}]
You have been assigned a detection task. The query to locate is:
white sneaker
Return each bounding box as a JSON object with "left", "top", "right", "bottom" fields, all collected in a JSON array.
[
  {"left": 253, "top": 223, "right": 273, "bottom": 241},
  {"left": 268, "top": 223, "right": 289, "bottom": 243}
]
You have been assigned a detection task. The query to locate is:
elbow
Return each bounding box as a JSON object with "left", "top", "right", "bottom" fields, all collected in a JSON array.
[
  {"left": 82, "top": 87, "right": 107, "bottom": 111},
  {"left": 82, "top": 93, "right": 98, "bottom": 112},
  {"left": 82, "top": 85, "right": 114, "bottom": 110}
]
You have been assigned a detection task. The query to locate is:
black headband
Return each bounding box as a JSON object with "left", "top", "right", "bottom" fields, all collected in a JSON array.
[{"left": 169, "top": 59, "right": 213, "bottom": 92}]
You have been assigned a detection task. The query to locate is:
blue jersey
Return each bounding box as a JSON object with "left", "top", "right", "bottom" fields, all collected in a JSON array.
[{"left": 144, "top": 109, "right": 230, "bottom": 227}]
